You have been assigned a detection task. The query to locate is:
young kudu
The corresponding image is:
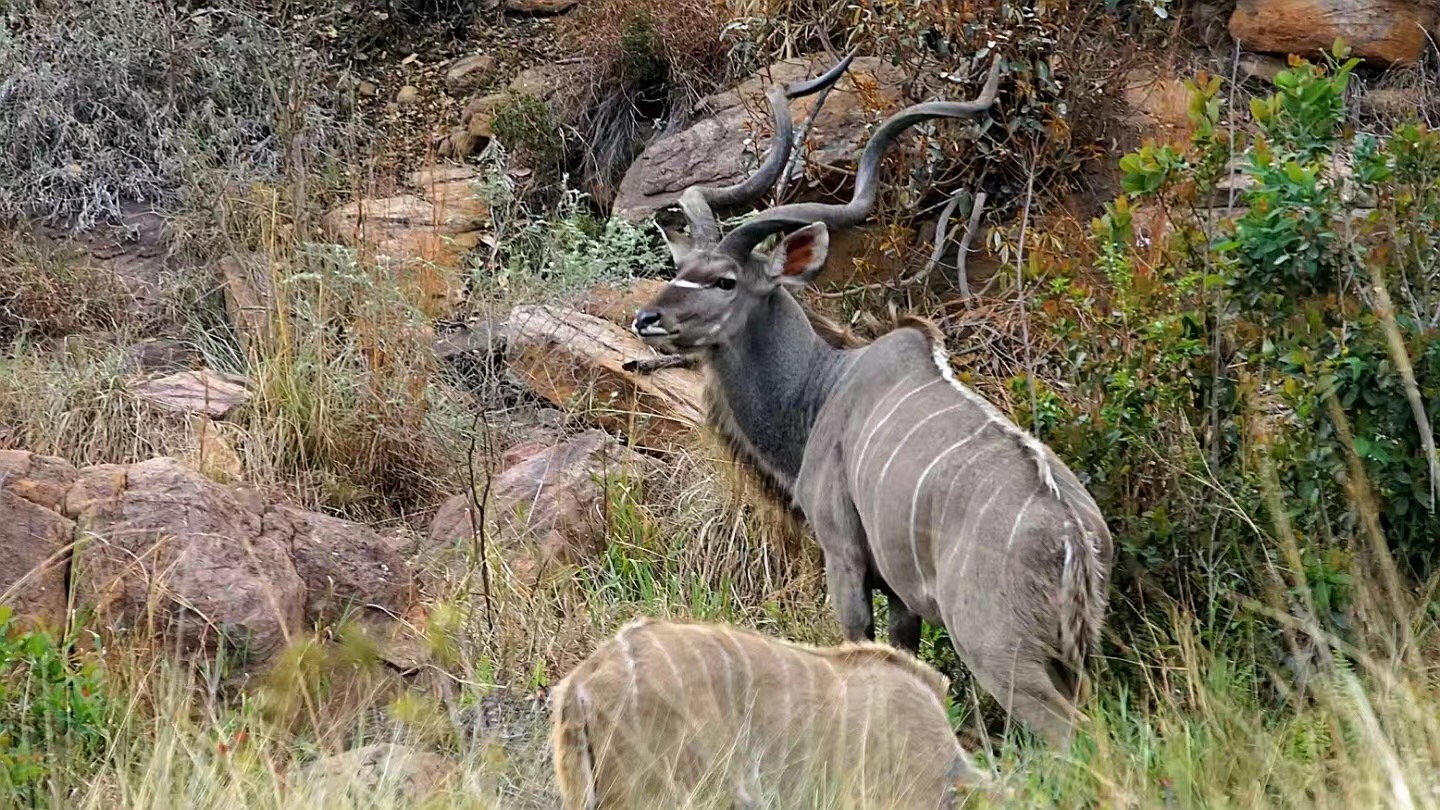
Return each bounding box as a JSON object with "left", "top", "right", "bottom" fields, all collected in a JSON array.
[
  {"left": 551, "top": 617, "right": 988, "bottom": 809},
  {"left": 630, "top": 55, "right": 1114, "bottom": 745}
]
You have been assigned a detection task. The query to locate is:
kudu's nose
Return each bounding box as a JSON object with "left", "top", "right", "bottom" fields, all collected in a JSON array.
[{"left": 633, "top": 310, "right": 662, "bottom": 332}]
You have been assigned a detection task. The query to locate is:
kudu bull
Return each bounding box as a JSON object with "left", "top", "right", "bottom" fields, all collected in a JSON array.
[
  {"left": 629, "top": 55, "right": 1114, "bottom": 745},
  {"left": 551, "top": 617, "right": 988, "bottom": 809}
]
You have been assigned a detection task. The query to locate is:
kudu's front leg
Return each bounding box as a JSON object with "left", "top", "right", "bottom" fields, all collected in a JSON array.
[{"left": 810, "top": 496, "right": 875, "bottom": 642}]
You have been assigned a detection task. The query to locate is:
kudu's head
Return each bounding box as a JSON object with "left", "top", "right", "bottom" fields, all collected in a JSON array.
[{"left": 632, "top": 54, "right": 1002, "bottom": 355}]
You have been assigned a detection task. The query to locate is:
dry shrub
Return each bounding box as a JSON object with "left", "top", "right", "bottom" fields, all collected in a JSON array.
[
  {"left": 0, "top": 0, "right": 346, "bottom": 230},
  {"left": 0, "top": 234, "right": 129, "bottom": 342},
  {"left": 560, "top": 0, "right": 731, "bottom": 204}
]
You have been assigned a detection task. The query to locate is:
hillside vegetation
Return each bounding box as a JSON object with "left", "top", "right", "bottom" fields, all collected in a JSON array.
[{"left": 1, "top": 0, "right": 1439, "bottom": 807}]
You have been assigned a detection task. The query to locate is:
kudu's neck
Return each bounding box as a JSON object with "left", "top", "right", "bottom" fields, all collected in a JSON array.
[{"left": 706, "top": 288, "right": 852, "bottom": 483}]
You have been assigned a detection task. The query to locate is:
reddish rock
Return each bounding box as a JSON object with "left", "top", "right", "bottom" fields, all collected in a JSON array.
[
  {"left": 66, "top": 457, "right": 306, "bottom": 668},
  {"left": 505, "top": 305, "right": 705, "bottom": 452},
  {"left": 612, "top": 55, "right": 907, "bottom": 221},
  {"left": 1229, "top": 0, "right": 1436, "bottom": 65},
  {"left": 0, "top": 451, "right": 79, "bottom": 629},
  {"left": 267, "top": 505, "right": 411, "bottom": 622},
  {"left": 429, "top": 430, "right": 644, "bottom": 568},
  {"left": 579, "top": 278, "right": 668, "bottom": 327},
  {"left": 132, "top": 369, "right": 251, "bottom": 419}
]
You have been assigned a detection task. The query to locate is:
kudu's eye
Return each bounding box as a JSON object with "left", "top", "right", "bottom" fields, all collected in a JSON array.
[{"left": 715, "top": 277, "right": 736, "bottom": 291}]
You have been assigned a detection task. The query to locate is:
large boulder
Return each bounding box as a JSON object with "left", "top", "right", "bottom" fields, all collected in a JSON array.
[
  {"left": 505, "top": 305, "right": 705, "bottom": 452},
  {"left": 65, "top": 458, "right": 306, "bottom": 667},
  {"left": 265, "top": 505, "right": 411, "bottom": 623},
  {"left": 612, "top": 55, "right": 907, "bottom": 221},
  {"left": 1228, "top": 0, "right": 1437, "bottom": 64},
  {"left": 429, "top": 430, "right": 644, "bottom": 573},
  {"left": 0, "top": 451, "right": 78, "bottom": 630},
  {"left": 58, "top": 456, "right": 414, "bottom": 668}
]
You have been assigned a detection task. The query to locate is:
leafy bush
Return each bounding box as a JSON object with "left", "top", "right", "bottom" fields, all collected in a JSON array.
[
  {"left": 0, "top": 609, "right": 110, "bottom": 806},
  {"left": 1029, "top": 44, "right": 1440, "bottom": 661},
  {"left": 0, "top": 0, "right": 343, "bottom": 228}
]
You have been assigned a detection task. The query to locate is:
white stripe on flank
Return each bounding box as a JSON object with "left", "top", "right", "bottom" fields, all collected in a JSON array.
[
  {"left": 669, "top": 278, "right": 707, "bottom": 289},
  {"left": 907, "top": 419, "right": 992, "bottom": 585},
  {"left": 1006, "top": 490, "right": 1041, "bottom": 550},
  {"left": 926, "top": 336, "right": 1060, "bottom": 498},
  {"left": 852, "top": 374, "right": 932, "bottom": 482},
  {"left": 958, "top": 482, "right": 1009, "bottom": 577}
]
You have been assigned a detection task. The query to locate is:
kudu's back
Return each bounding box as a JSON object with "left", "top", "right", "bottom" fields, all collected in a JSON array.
[{"left": 549, "top": 617, "right": 985, "bottom": 809}]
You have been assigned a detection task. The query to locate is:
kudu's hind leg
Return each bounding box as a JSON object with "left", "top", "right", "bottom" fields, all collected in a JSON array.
[{"left": 884, "top": 593, "right": 922, "bottom": 653}]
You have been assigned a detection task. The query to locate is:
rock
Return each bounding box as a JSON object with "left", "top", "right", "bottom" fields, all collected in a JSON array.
[
  {"left": 406, "top": 166, "right": 490, "bottom": 227},
  {"left": 464, "top": 93, "right": 506, "bottom": 139},
  {"left": 1359, "top": 85, "right": 1428, "bottom": 118},
  {"left": 429, "top": 430, "right": 643, "bottom": 568},
  {"left": 1238, "top": 52, "right": 1289, "bottom": 83},
  {"left": 219, "top": 253, "right": 279, "bottom": 356},
  {"left": 319, "top": 186, "right": 486, "bottom": 309},
  {"left": 1228, "top": 0, "right": 1437, "bottom": 65},
  {"left": 612, "top": 55, "right": 907, "bottom": 221},
  {"left": 1123, "top": 67, "right": 1195, "bottom": 149},
  {"left": 444, "top": 54, "right": 498, "bottom": 95},
  {"left": 0, "top": 451, "right": 78, "bottom": 629},
  {"left": 819, "top": 224, "right": 910, "bottom": 290},
  {"left": 507, "top": 61, "right": 589, "bottom": 104},
  {"left": 187, "top": 416, "right": 245, "bottom": 485},
  {"left": 34, "top": 202, "right": 175, "bottom": 326},
  {"left": 358, "top": 81, "right": 378, "bottom": 97},
  {"left": 505, "top": 306, "right": 705, "bottom": 452},
  {"left": 124, "top": 338, "right": 195, "bottom": 373},
  {"left": 132, "top": 369, "right": 251, "bottom": 418},
  {"left": 396, "top": 85, "right": 420, "bottom": 105},
  {"left": 505, "top": 0, "right": 581, "bottom": 11},
  {"left": 578, "top": 278, "right": 668, "bottom": 327},
  {"left": 266, "top": 505, "right": 411, "bottom": 622},
  {"left": 296, "top": 744, "right": 455, "bottom": 804},
  {"left": 433, "top": 318, "right": 509, "bottom": 362},
  {"left": 66, "top": 457, "right": 306, "bottom": 668}
]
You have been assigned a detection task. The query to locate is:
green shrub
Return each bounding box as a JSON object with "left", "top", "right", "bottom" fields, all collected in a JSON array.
[
  {"left": 1035, "top": 43, "right": 1440, "bottom": 658},
  {"left": 0, "top": 608, "right": 110, "bottom": 806}
]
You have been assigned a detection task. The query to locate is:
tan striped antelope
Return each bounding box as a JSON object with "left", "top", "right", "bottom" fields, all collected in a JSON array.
[
  {"left": 630, "top": 54, "right": 1114, "bottom": 745},
  {"left": 549, "top": 617, "right": 988, "bottom": 809}
]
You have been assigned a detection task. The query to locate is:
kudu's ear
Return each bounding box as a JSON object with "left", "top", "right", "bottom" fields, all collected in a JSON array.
[
  {"left": 657, "top": 222, "right": 694, "bottom": 265},
  {"left": 767, "top": 222, "right": 830, "bottom": 286}
]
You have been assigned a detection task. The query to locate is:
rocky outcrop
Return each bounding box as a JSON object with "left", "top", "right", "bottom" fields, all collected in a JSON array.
[
  {"left": 612, "top": 55, "right": 907, "bottom": 221},
  {"left": 319, "top": 165, "right": 490, "bottom": 313},
  {"left": 505, "top": 305, "right": 705, "bottom": 452},
  {"left": 131, "top": 369, "right": 251, "bottom": 418},
  {"left": 444, "top": 54, "right": 499, "bottom": 95},
  {"left": 219, "top": 253, "right": 280, "bottom": 357},
  {"left": 266, "top": 505, "right": 410, "bottom": 623},
  {"left": 1229, "top": 0, "right": 1437, "bottom": 64},
  {"left": 0, "top": 451, "right": 78, "bottom": 629},
  {"left": 67, "top": 457, "right": 306, "bottom": 667},
  {"left": 505, "top": 0, "right": 581, "bottom": 12},
  {"left": 0, "top": 452, "right": 416, "bottom": 668},
  {"left": 1123, "top": 67, "right": 1196, "bottom": 149},
  {"left": 429, "top": 430, "right": 644, "bottom": 575}
]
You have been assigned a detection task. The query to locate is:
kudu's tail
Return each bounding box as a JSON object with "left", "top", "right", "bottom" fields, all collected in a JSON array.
[
  {"left": 550, "top": 679, "right": 599, "bottom": 810},
  {"left": 1056, "top": 508, "right": 1107, "bottom": 702}
]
